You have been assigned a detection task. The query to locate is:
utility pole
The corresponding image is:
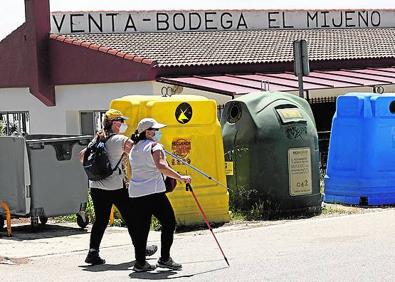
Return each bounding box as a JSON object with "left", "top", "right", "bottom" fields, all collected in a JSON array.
[{"left": 293, "top": 39, "right": 310, "bottom": 98}]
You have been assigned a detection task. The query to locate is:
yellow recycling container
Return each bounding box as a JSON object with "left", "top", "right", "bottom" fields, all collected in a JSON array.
[{"left": 110, "top": 95, "right": 230, "bottom": 226}]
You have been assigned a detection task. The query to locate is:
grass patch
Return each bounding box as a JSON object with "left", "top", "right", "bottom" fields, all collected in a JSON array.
[
  {"left": 151, "top": 216, "right": 161, "bottom": 231},
  {"left": 229, "top": 211, "right": 247, "bottom": 221},
  {"left": 54, "top": 214, "right": 77, "bottom": 223},
  {"left": 321, "top": 203, "right": 361, "bottom": 215}
]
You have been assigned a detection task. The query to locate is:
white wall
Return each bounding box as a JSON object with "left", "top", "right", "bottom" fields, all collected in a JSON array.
[{"left": 0, "top": 81, "right": 154, "bottom": 135}]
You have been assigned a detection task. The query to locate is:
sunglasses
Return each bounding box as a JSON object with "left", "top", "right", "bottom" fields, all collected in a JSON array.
[
  {"left": 147, "top": 128, "right": 158, "bottom": 131},
  {"left": 113, "top": 119, "right": 125, "bottom": 123}
]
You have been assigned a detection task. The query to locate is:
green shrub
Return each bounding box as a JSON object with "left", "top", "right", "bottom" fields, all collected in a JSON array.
[
  {"left": 229, "top": 210, "right": 247, "bottom": 221},
  {"left": 85, "top": 193, "right": 95, "bottom": 221},
  {"left": 229, "top": 184, "right": 260, "bottom": 211},
  {"left": 55, "top": 214, "right": 77, "bottom": 223},
  {"left": 151, "top": 216, "right": 161, "bottom": 231},
  {"left": 0, "top": 120, "right": 5, "bottom": 136}
]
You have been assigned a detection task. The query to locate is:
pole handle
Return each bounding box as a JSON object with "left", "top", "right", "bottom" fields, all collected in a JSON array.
[{"left": 164, "top": 150, "right": 229, "bottom": 190}]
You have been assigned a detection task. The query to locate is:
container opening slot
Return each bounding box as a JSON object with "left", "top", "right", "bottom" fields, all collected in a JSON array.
[
  {"left": 227, "top": 102, "right": 242, "bottom": 124},
  {"left": 275, "top": 106, "right": 306, "bottom": 124}
]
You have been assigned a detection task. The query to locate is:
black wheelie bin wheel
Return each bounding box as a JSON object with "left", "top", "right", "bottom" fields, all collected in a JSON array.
[
  {"left": 77, "top": 213, "right": 89, "bottom": 228},
  {"left": 39, "top": 216, "right": 48, "bottom": 225},
  {"left": 31, "top": 216, "right": 40, "bottom": 232}
]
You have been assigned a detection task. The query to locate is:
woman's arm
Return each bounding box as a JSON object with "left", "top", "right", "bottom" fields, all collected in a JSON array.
[
  {"left": 152, "top": 149, "right": 191, "bottom": 184},
  {"left": 123, "top": 138, "right": 134, "bottom": 154}
]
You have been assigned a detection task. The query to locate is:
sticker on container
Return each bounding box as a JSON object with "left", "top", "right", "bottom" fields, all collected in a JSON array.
[
  {"left": 225, "top": 161, "right": 234, "bottom": 175},
  {"left": 288, "top": 147, "right": 312, "bottom": 196},
  {"left": 171, "top": 138, "right": 191, "bottom": 165},
  {"left": 276, "top": 108, "right": 304, "bottom": 124},
  {"left": 175, "top": 102, "right": 192, "bottom": 124}
]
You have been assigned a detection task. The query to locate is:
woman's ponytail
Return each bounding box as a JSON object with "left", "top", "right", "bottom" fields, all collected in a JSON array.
[
  {"left": 131, "top": 130, "right": 140, "bottom": 142},
  {"left": 131, "top": 130, "right": 147, "bottom": 142}
]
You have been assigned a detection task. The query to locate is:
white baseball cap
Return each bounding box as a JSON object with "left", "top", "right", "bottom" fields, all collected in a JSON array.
[{"left": 137, "top": 118, "right": 166, "bottom": 133}]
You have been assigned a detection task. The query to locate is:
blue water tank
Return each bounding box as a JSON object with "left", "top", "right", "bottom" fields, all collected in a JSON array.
[{"left": 324, "top": 93, "right": 395, "bottom": 205}]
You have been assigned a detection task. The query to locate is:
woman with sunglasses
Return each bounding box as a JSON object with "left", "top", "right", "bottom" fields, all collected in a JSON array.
[{"left": 129, "top": 118, "right": 192, "bottom": 272}]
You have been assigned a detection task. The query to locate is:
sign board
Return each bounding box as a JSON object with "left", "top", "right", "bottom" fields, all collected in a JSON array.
[
  {"left": 288, "top": 147, "right": 312, "bottom": 196},
  {"left": 293, "top": 39, "right": 310, "bottom": 98},
  {"left": 51, "top": 10, "right": 395, "bottom": 34},
  {"left": 225, "top": 161, "right": 234, "bottom": 176},
  {"left": 293, "top": 39, "right": 310, "bottom": 76}
]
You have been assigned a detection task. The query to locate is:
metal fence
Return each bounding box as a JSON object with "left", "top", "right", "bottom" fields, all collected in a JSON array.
[{"left": 318, "top": 131, "right": 330, "bottom": 173}]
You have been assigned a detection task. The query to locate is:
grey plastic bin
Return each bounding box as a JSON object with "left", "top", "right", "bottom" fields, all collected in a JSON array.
[{"left": 0, "top": 135, "right": 91, "bottom": 230}]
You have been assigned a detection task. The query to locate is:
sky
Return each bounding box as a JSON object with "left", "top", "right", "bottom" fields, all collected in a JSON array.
[{"left": 1, "top": 0, "right": 395, "bottom": 40}]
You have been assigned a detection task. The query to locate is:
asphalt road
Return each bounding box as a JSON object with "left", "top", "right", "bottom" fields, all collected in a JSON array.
[{"left": 1, "top": 209, "right": 395, "bottom": 281}]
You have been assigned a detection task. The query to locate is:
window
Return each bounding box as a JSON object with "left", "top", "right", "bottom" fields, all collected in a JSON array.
[
  {"left": 80, "top": 111, "right": 105, "bottom": 135},
  {"left": 0, "top": 111, "right": 30, "bottom": 136}
]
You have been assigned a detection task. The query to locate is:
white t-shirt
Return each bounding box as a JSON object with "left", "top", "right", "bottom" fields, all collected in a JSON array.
[
  {"left": 89, "top": 134, "right": 128, "bottom": 191},
  {"left": 128, "top": 139, "right": 166, "bottom": 198}
]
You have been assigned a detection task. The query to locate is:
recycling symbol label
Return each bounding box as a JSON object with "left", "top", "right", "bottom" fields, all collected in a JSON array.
[{"left": 175, "top": 102, "right": 192, "bottom": 124}]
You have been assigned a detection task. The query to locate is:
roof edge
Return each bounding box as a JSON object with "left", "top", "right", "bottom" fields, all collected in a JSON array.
[{"left": 49, "top": 34, "right": 158, "bottom": 67}]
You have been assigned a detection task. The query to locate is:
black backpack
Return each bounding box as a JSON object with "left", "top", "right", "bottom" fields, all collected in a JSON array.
[{"left": 82, "top": 134, "right": 123, "bottom": 181}]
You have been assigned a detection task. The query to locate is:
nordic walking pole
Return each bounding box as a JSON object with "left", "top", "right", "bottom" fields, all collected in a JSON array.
[
  {"left": 164, "top": 149, "right": 230, "bottom": 190},
  {"left": 186, "top": 183, "right": 230, "bottom": 267}
]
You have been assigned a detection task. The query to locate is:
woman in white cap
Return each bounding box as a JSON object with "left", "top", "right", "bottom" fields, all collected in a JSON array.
[
  {"left": 80, "top": 110, "right": 157, "bottom": 265},
  {"left": 129, "top": 117, "right": 192, "bottom": 272}
]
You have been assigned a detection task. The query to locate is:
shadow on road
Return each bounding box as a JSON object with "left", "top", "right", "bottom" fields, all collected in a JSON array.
[
  {"left": 128, "top": 266, "right": 228, "bottom": 280},
  {"left": 0, "top": 223, "right": 87, "bottom": 241},
  {"left": 80, "top": 258, "right": 228, "bottom": 280},
  {"left": 80, "top": 261, "right": 134, "bottom": 272}
]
